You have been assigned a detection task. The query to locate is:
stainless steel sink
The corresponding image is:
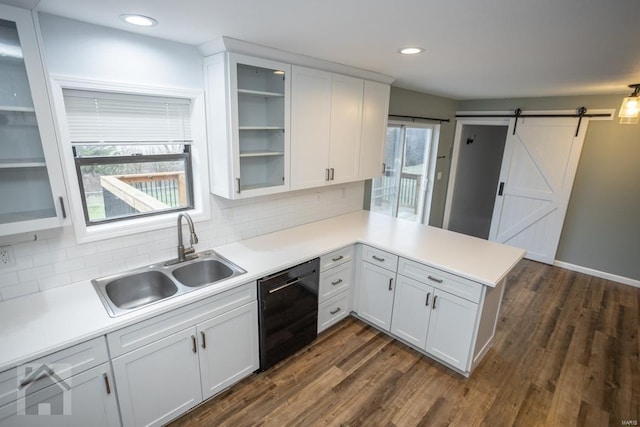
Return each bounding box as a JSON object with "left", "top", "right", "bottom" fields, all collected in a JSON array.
[
  {"left": 92, "top": 250, "right": 246, "bottom": 317},
  {"left": 172, "top": 259, "right": 234, "bottom": 287}
]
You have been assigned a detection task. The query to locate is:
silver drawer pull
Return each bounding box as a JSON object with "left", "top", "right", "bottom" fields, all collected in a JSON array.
[
  {"left": 330, "top": 307, "right": 342, "bottom": 315},
  {"left": 372, "top": 255, "right": 385, "bottom": 262},
  {"left": 331, "top": 279, "right": 343, "bottom": 286},
  {"left": 331, "top": 255, "right": 344, "bottom": 262},
  {"left": 427, "top": 275, "right": 443, "bottom": 283},
  {"left": 388, "top": 278, "right": 393, "bottom": 291},
  {"left": 19, "top": 367, "right": 55, "bottom": 388}
]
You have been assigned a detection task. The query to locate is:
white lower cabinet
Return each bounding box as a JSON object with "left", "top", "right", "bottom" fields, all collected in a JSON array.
[
  {"left": 424, "top": 290, "right": 477, "bottom": 371},
  {"left": 354, "top": 245, "right": 501, "bottom": 376},
  {"left": 390, "top": 276, "right": 478, "bottom": 371},
  {"left": 197, "top": 302, "right": 259, "bottom": 399},
  {"left": 112, "top": 328, "right": 202, "bottom": 427},
  {"left": 109, "top": 283, "right": 259, "bottom": 427},
  {"left": 318, "top": 247, "right": 354, "bottom": 333},
  {"left": 356, "top": 260, "right": 396, "bottom": 331},
  {"left": 0, "top": 337, "right": 119, "bottom": 427},
  {"left": 390, "top": 275, "right": 433, "bottom": 349}
]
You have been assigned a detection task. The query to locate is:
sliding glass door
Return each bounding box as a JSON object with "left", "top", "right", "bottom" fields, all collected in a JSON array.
[{"left": 370, "top": 123, "right": 439, "bottom": 224}]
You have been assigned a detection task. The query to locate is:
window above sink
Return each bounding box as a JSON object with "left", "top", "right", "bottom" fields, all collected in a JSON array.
[{"left": 48, "top": 77, "right": 210, "bottom": 243}]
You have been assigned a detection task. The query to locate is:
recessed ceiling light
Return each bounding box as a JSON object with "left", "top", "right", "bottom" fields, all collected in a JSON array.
[
  {"left": 398, "top": 47, "right": 425, "bottom": 55},
  {"left": 120, "top": 14, "right": 158, "bottom": 27}
]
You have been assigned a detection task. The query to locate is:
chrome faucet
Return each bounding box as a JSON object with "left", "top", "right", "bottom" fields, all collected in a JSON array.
[{"left": 175, "top": 212, "right": 199, "bottom": 263}]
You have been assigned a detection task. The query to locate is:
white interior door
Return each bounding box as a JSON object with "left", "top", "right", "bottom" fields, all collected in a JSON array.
[{"left": 489, "top": 115, "right": 588, "bottom": 264}]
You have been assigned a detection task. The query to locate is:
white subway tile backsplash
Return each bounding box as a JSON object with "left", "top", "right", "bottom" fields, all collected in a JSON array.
[
  {"left": 66, "top": 242, "right": 97, "bottom": 259},
  {"left": 1, "top": 182, "right": 364, "bottom": 301},
  {"left": 53, "top": 258, "right": 86, "bottom": 275},
  {"left": 0, "top": 271, "right": 19, "bottom": 288},
  {"left": 18, "top": 265, "right": 54, "bottom": 283},
  {"left": 38, "top": 273, "right": 72, "bottom": 291},
  {"left": 1, "top": 281, "right": 39, "bottom": 300},
  {"left": 32, "top": 250, "right": 67, "bottom": 267}
]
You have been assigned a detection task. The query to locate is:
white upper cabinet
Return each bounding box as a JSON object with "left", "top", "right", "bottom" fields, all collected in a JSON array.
[
  {"left": 205, "top": 53, "right": 291, "bottom": 199},
  {"left": 290, "top": 66, "right": 365, "bottom": 190},
  {"left": 290, "top": 66, "right": 332, "bottom": 190},
  {"left": 0, "top": 5, "right": 69, "bottom": 236},
  {"left": 359, "top": 80, "right": 390, "bottom": 180},
  {"left": 291, "top": 66, "right": 388, "bottom": 191},
  {"left": 328, "top": 74, "right": 363, "bottom": 184}
]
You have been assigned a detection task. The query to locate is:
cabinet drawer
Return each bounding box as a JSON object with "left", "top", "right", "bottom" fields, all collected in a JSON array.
[
  {"left": 318, "top": 292, "right": 350, "bottom": 333},
  {"left": 361, "top": 245, "right": 398, "bottom": 272},
  {"left": 320, "top": 246, "right": 354, "bottom": 272},
  {"left": 108, "top": 282, "right": 256, "bottom": 358},
  {"left": 319, "top": 261, "right": 353, "bottom": 302},
  {"left": 398, "top": 258, "right": 482, "bottom": 303},
  {"left": 0, "top": 336, "right": 108, "bottom": 408}
]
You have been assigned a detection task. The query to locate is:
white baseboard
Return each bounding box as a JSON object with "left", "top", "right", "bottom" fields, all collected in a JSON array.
[{"left": 553, "top": 261, "right": 640, "bottom": 289}]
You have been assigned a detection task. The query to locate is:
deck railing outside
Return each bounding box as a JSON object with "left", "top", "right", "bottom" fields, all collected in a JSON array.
[{"left": 100, "top": 172, "right": 186, "bottom": 216}]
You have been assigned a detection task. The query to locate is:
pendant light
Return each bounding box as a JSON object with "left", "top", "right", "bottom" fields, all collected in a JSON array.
[{"left": 619, "top": 84, "right": 640, "bottom": 124}]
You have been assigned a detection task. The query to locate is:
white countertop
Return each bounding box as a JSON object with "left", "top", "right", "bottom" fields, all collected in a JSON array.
[{"left": 0, "top": 211, "right": 525, "bottom": 372}]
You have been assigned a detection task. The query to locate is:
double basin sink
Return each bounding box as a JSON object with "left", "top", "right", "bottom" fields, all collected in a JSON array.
[{"left": 92, "top": 250, "right": 246, "bottom": 317}]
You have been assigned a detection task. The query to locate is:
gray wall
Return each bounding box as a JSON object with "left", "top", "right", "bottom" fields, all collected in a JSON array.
[
  {"left": 448, "top": 125, "right": 507, "bottom": 239},
  {"left": 387, "top": 87, "right": 458, "bottom": 226},
  {"left": 459, "top": 95, "right": 640, "bottom": 281},
  {"left": 38, "top": 13, "right": 203, "bottom": 89}
]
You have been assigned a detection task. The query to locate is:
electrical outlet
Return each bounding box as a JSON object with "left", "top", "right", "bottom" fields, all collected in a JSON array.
[{"left": 0, "top": 246, "right": 16, "bottom": 268}]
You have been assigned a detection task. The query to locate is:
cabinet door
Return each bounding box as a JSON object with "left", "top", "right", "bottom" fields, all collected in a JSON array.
[
  {"left": 112, "top": 327, "right": 201, "bottom": 427},
  {"left": 0, "top": 363, "right": 120, "bottom": 427},
  {"left": 206, "top": 53, "right": 290, "bottom": 199},
  {"left": 390, "top": 275, "right": 433, "bottom": 349},
  {"left": 356, "top": 261, "right": 396, "bottom": 331},
  {"left": 290, "top": 66, "right": 332, "bottom": 190},
  {"left": 198, "top": 302, "right": 259, "bottom": 400},
  {"left": 425, "top": 290, "right": 478, "bottom": 371},
  {"left": 329, "top": 74, "right": 363, "bottom": 184},
  {"left": 0, "top": 4, "right": 68, "bottom": 235},
  {"left": 359, "top": 81, "right": 390, "bottom": 180}
]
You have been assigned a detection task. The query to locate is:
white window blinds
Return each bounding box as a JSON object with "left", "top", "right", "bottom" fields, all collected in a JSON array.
[{"left": 62, "top": 90, "right": 193, "bottom": 144}]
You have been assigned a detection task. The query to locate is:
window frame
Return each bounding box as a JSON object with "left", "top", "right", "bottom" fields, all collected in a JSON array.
[{"left": 49, "top": 76, "right": 210, "bottom": 243}]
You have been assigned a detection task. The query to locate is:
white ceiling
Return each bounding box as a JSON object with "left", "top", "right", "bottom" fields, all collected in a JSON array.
[{"left": 15, "top": 0, "right": 640, "bottom": 99}]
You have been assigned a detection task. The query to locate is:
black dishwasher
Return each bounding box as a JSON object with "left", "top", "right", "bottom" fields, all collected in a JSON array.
[{"left": 257, "top": 258, "right": 320, "bottom": 370}]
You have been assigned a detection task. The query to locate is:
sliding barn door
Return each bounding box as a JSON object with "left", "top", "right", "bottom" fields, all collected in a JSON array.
[{"left": 488, "top": 116, "right": 588, "bottom": 264}]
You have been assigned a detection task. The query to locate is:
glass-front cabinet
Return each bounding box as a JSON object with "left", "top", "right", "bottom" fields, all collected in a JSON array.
[
  {"left": 0, "top": 4, "right": 68, "bottom": 236},
  {"left": 205, "top": 52, "right": 290, "bottom": 199}
]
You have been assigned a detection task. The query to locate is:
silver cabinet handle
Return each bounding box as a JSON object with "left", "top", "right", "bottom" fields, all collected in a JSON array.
[
  {"left": 201, "top": 331, "right": 207, "bottom": 349},
  {"left": 330, "top": 307, "right": 341, "bottom": 315},
  {"left": 425, "top": 292, "right": 431, "bottom": 306},
  {"left": 381, "top": 163, "right": 386, "bottom": 174},
  {"left": 326, "top": 168, "right": 331, "bottom": 181},
  {"left": 433, "top": 295, "right": 438, "bottom": 309},
  {"left": 20, "top": 367, "right": 54, "bottom": 388},
  {"left": 103, "top": 373, "right": 111, "bottom": 395},
  {"left": 331, "top": 279, "right": 343, "bottom": 286},
  {"left": 427, "top": 275, "right": 443, "bottom": 284},
  {"left": 58, "top": 197, "right": 67, "bottom": 219},
  {"left": 331, "top": 255, "right": 344, "bottom": 262},
  {"left": 388, "top": 278, "right": 393, "bottom": 291},
  {"left": 330, "top": 168, "right": 335, "bottom": 180},
  {"left": 372, "top": 255, "right": 385, "bottom": 262},
  {"left": 191, "top": 335, "right": 197, "bottom": 353},
  {"left": 236, "top": 178, "right": 241, "bottom": 194}
]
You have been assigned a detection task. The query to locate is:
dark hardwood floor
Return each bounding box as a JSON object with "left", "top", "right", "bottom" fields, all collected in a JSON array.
[{"left": 169, "top": 260, "right": 640, "bottom": 426}]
